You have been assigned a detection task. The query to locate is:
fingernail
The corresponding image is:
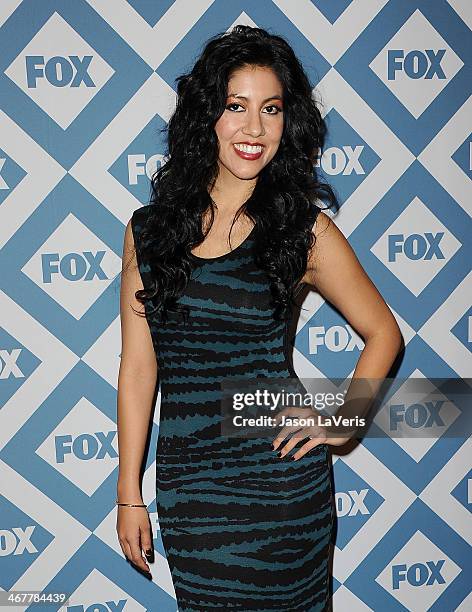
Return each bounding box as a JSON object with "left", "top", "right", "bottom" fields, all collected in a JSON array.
[{"left": 145, "top": 549, "right": 152, "bottom": 556}]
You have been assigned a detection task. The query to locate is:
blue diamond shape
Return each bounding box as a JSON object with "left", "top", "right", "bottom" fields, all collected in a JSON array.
[
  {"left": 310, "top": 0, "right": 354, "bottom": 25},
  {"left": 24, "top": 535, "right": 177, "bottom": 612},
  {"left": 0, "top": 495, "right": 54, "bottom": 590},
  {"left": 451, "top": 307, "right": 472, "bottom": 356},
  {"left": 127, "top": 0, "right": 176, "bottom": 28},
  {"left": 0, "top": 175, "right": 124, "bottom": 356},
  {"left": 295, "top": 302, "right": 364, "bottom": 379},
  {"left": 451, "top": 469, "right": 472, "bottom": 512},
  {"left": 451, "top": 132, "right": 472, "bottom": 181},
  {"left": 334, "top": 3, "right": 470, "bottom": 151},
  {"left": 317, "top": 108, "right": 381, "bottom": 209},
  {"left": 156, "top": 0, "right": 331, "bottom": 88},
  {"left": 348, "top": 163, "right": 471, "bottom": 329},
  {"left": 345, "top": 500, "right": 471, "bottom": 610},
  {"left": 0, "top": 148, "right": 27, "bottom": 208},
  {"left": 0, "top": 327, "right": 41, "bottom": 408},
  {"left": 0, "top": 362, "right": 159, "bottom": 530},
  {"left": 0, "top": 0, "right": 152, "bottom": 169},
  {"left": 109, "top": 114, "right": 168, "bottom": 205},
  {"left": 333, "top": 460, "right": 384, "bottom": 550}
]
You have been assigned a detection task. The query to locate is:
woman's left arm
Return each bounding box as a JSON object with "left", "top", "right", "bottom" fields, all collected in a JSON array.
[
  {"left": 303, "top": 211, "right": 404, "bottom": 378},
  {"left": 273, "top": 212, "right": 404, "bottom": 456}
]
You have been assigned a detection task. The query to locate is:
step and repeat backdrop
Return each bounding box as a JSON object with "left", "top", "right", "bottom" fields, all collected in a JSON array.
[{"left": 0, "top": 1, "right": 471, "bottom": 610}]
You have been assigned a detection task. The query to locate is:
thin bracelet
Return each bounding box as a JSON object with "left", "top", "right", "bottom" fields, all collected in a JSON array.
[{"left": 116, "top": 499, "right": 146, "bottom": 507}]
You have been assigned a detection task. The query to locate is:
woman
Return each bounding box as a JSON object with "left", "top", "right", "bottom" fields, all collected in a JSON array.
[{"left": 116, "top": 25, "right": 402, "bottom": 611}]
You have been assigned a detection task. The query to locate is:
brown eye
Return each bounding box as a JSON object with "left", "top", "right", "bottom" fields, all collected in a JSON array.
[
  {"left": 264, "top": 105, "right": 283, "bottom": 114},
  {"left": 226, "top": 103, "right": 244, "bottom": 111}
]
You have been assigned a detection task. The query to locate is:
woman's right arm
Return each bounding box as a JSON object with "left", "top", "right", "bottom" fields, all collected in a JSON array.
[{"left": 116, "top": 217, "right": 158, "bottom": 573}]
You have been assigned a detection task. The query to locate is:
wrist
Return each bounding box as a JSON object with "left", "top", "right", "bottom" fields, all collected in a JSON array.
[
  {"left": 116, "top": 497, "right": 144, "bottom": 505},
  {"left": 117, "top": 481, "right": 142, "bottom": 502}
]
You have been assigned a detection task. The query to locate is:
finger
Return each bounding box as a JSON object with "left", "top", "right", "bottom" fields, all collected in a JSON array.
[
  {"left": 272, "top": 424, "right": 300, "bottom": 450},
  {"left": 118, "top": 539, "right": 131, "bottom": 558},
  {"left": 272, "top": 409, "right": 305, "bottom": 446},
  {"left": 273, "top": 420, "right": 306, "bottom": 449},
  {"left": 278, "top": 434, "right": 300, "bottom": 457},
  {"left": 140, "top": 526, "right": 154, "bottom": 562},
  {"left": 121, "top": 538, "right": 133, "bottom": 563},
  {"left": 292, "top": 437, "right": 323, "bottom": 461},
  {"left": 278, "top": 427, "right": 312, "bottom": 457},
  {"left": 129, "top": 538, "right": 150, "bottom": 573}
]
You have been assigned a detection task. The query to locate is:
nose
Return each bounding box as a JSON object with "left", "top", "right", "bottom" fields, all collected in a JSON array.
[{"left": 242, "top": 109, "right": 265, "bottom": 137}]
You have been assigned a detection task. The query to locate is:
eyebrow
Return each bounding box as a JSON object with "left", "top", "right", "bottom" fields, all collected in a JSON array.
[{"left": 228, "top": 93, "right": 283, "bottom": 103}]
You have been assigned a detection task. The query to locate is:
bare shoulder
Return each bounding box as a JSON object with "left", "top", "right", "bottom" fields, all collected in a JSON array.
[
  {"left": 304, "top": 210, "right": 364, "bottom": 287},
  {"left": 299, "top": 211, "right": 339, "bottom": 285},
  {"left": 300, "top": 211, "right": 401, "bottom": 342}
]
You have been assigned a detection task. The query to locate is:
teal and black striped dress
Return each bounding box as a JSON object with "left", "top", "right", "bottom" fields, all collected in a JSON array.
[{"left": 131, "top": 205, "right": 334, "bottom": 612}]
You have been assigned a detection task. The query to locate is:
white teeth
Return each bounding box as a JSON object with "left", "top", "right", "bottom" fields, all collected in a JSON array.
[{"left": 234, "top": 143, "right": 263, "bottom": 154}]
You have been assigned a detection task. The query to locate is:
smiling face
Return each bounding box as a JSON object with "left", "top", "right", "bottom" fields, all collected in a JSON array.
[{"left": 214, "top": 65, "right": 284, "bottom": 182}]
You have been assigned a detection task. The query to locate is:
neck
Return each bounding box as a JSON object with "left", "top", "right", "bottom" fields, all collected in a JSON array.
[{"left": 209, "top": 165, "right": 258, "bottom": 213}]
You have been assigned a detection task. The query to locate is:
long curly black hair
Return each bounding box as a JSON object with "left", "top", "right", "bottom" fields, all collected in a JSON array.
[{"left": 132, "top": 25, "right": 339, "bottom": 323}]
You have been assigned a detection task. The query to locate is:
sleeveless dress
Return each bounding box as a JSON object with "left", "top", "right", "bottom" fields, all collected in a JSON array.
[{"left": 130, "top": 205, "right": 334, "bottom": 612}]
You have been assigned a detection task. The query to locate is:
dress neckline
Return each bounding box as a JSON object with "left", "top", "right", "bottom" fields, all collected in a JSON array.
[{"left": 189, "top": 224, "right": 256, "bottom": 262}]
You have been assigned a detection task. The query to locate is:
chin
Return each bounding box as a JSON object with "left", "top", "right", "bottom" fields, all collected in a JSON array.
[
  {"left": 221, "top": 161, "right": 262, "bottom": 179},
  {"left": 234, "top": 169, "right": 263, "bottom": 180}
]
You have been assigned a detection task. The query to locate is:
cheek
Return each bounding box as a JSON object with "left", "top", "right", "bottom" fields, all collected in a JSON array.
[
  {"left": 215, "top": 115, "right": 239, "bottom": 143},
  {"left": 271, "top": 118, "right": 284, "bottom": 141}
]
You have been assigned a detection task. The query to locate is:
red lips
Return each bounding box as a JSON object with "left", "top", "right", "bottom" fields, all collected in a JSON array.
[{"left": 233, "top": 143, "right": 264, "bottom": 160}]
